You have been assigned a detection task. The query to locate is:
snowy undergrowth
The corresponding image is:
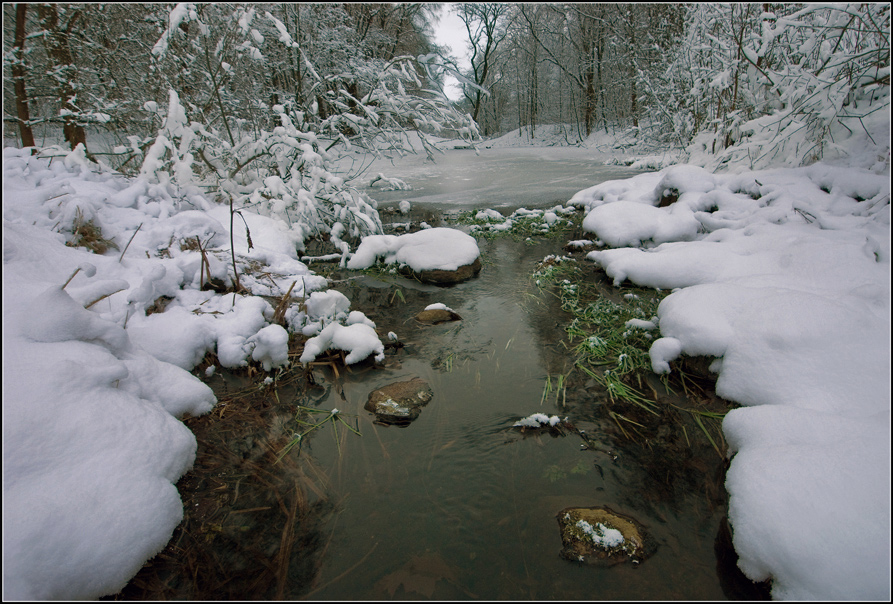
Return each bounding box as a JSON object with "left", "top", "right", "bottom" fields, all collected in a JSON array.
[
  {"left": 460, "top": 204, "right": 579, "bottom": 239},
  {"left": 2, "top": 143, "right": 490, "bottom": 599},
  {"left": 0, "top": 146, "right": 379, "bottom": 599},
  {"left": 571, "top": 158, "right": 890, "bottom": 599}
]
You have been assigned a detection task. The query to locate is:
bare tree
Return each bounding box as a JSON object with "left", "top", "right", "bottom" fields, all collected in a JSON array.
[
  {"left": 36, "top": 3, "right": 87, "bottom": 151},
  {"left": 456, "top": 3, "right": 509, "bottom": 129},
  {"left": 11, "top": 3, "right": 35, "bottom": 148}
]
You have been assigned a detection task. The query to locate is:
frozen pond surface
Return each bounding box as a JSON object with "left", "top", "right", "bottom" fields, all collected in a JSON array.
[{"left": 341, "top": 146, "right": 650, "bottom": 211}]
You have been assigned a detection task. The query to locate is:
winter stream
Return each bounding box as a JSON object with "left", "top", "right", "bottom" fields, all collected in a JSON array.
[{"left": 113, "top": 150, "right": 766, "bottom": 600}]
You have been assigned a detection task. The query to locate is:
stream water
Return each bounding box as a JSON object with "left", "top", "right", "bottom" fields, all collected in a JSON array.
[
  {"left": 284, "top": 238, "right": 742, "bottom": 600},
  {"left": 111, "top": 154, "right": 768, "bottom": 600}
]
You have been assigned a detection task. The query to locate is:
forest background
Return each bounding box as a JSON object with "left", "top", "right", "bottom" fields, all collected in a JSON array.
[{"left": 5, "top": 3, "right": 889, "bottom": 241}]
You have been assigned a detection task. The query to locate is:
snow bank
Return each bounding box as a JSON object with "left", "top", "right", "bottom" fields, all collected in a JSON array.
[
  {"left": 346, "top": 227, "right": 480, "bottom": 271},
  {"left": 2, "top": 224, "right": 216, "bottom": 599},
  {"left": 572, "top": 161, "right": 890, "bottom": 599},
  {"left": 3, "top": 280, "right": 215, "bottom": 601},
  {"left": 0, "top": 146, "right": 337, "bottom": 599}
]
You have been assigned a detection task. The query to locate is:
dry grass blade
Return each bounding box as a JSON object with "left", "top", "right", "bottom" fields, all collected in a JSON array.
[
  {"left": 693, "top": 413, "right": 723, "bottom": 458},
  {"left": 273, "top": 280, "right": 298, "bottom": 326},
  {"left": 84, "top": 287, "right": 127, "bottom": 309},
  {"left": 118, "top": 223, "right": 142, "bottom": 262}
]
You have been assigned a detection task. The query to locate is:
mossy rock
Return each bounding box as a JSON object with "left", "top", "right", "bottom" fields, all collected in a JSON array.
[
  {"left": 556, "top": 506, "right": 652, "bottom": 565},
  {"left": 365, "top": 378, "right": 433, "bottom": 425}
]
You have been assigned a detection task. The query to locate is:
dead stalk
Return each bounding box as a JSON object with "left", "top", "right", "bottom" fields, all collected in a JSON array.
[
  {"left": 118, "top": 222, "right": 142, "bottom": 262},
  {"left": 84, "top": 288, "right": 126, "bottom": 309}
]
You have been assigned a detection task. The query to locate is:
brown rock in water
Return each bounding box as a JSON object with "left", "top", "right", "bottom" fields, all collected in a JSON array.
[
  {"left": 401, "top": 257, "right": 482, "bottom": 285},
  {"left": 556, "top": 506, "right": 650, "bottom": 565},
  {"left": 365, "top": 378, "right": 433, "bottom": 425},
  {"left": 414, "top": 308, "right": 462, "bottom": 325}
]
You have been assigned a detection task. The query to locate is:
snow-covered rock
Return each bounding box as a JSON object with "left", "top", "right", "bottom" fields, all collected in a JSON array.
[{"left": 346, "top": 227, "right": 481, "bottom": 284}]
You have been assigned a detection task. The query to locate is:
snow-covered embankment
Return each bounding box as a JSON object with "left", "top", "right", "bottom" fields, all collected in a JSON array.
[{"left": 571, "top": 163, "right": 890, "bottom": 600}]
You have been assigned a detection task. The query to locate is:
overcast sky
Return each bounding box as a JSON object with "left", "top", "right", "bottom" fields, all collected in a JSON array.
[{"left": 431, "top": 4, "right": 470, "bottom": 101}]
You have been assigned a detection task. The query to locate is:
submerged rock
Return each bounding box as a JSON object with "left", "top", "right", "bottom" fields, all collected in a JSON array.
[
  {"left": 365, "top": 378, "right": 433, "bottom": 425},
  {"left": 556, "top": 506, "right": 650, "bottom": 565}
]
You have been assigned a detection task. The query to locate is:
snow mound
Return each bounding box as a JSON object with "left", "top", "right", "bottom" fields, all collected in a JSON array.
[
  {"left": 3, "top": 279, "right": 214, "bottom": 600},
  {"left": 1, "top": 145, "right": 334, "bottom": 599},
  {"left": 299, "top": 322, "right": 384, "bottom": 365},
  {"left": 582, "top": 201, "right": 701, "bottom": 248}
]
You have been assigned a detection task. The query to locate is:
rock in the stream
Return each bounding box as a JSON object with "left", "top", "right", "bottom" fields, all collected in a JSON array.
[
  {"left": 347, "top": 228, "right": 481, "bottom": 285},
  {"left": 400, "top": 256, "right": 482, "bottom": 285},
  {"left": 414, "top": 303, "right": 462, "bottom": 325},
  {"left": 365, "top": 378, "right": 433, "bottom": 425},
  {"left": 556, "top": 506, "right": 650, "bottom": 565}
]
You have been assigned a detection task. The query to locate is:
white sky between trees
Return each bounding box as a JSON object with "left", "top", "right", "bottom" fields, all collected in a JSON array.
[{"left": 432, "top": 4, "right": 471, "bottom": 101}]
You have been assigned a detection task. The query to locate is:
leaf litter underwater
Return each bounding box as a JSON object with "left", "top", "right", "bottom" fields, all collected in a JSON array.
[{"left": 105, "top": 235, "right": 770, "bottom": 601}]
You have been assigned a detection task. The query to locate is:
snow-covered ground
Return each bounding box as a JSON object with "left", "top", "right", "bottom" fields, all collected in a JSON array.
[
  {"left": 572, "top": 161, "right": 890, "bottom": 600},
  {"left": 1, "top": 146, "right": 394, "bottom": 599},
  {"left": 3, "top": 110, "right": 890, "bottom": 600}
]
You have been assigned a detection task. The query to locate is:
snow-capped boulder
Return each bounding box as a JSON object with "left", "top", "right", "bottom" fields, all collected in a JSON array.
[
  {"left": 414, "top": 303, "right": 462, "bottom": 324},
  {"left": 347, "top": 227, "right": 482, "bottom": 284}
]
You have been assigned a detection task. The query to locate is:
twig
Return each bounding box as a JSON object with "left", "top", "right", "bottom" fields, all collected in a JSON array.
[
  {"left": 84, "top": 288, "right": 126, "bottom": 309},
  {"left": 118, "top": 223, "right": 142, "bottom": 263},
  {"left": 228, "top": 194, "right": 242, "bottom": 292},
  {"left": 61, "top": 266, "right": 83, "bottom": 290},
  {"left": 195, "top": 236, "right": 210, "bottom": 290},
  {"left": 272, "top": 280, "right": 298, "bottom": 326}
]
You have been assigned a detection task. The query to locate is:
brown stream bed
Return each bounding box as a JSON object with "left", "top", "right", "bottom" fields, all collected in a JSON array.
[{"left": 107, "top": 232, "right": 770, "bottom": 600}]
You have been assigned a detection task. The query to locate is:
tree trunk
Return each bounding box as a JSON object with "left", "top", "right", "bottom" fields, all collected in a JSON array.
[
  {"left": 584, "top": 65, "right": 595, "bottom": 137},
  {"left": 37, "top": 4, "right": 87, "bottom": 151},
  {"left": 596, "top": 29, "right": 607, "bottom": 133},
  {"left": 292, "top": 5, "right": 303, "bottom": 106},
  {"left": 13, "top": 3, "right": 35, "bottom": 148},
  {"left": 626, "top": 9, "right": 639, "bottom": 128},
  {"left": 528, "top": 34, "right": 538, "bottom": 138}
]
